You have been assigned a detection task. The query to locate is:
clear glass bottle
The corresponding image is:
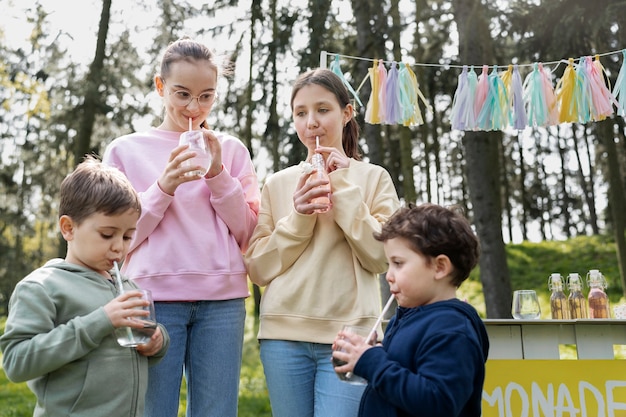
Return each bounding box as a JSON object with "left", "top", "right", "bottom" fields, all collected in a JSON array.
[
  {"left": 586, "top": 269, "right": 610, "bottom": 319},
  {"left": 548, "top": 273, "right": 569, "bottom": 319},
  {"left": 567, "top": 273, "right": 587, "bottom": 319},
  {"left": 308, "top": 136, "right": 331, "bottom": 213}
]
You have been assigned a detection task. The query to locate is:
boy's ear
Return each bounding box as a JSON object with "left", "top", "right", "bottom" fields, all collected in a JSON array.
[
  {"left": 433, "top": 254, "right": 453, "bottom": 280},
  {"left": 59, "top": 215, "right": 75, "bottom": 241}
]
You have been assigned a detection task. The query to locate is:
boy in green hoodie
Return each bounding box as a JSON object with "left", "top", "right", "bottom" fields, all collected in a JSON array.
[{"left": 0, "top": 156, "right": 170, "bottom": 416}]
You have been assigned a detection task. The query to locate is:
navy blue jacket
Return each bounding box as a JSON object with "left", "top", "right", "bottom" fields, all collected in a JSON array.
[{"left": 354, "top": 299, "right": 490, "bottom": 417}]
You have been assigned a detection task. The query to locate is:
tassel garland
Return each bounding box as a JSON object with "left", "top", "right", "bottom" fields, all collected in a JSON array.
[{"left": 329, "top": 49, "right": 625, "bottom": 131}]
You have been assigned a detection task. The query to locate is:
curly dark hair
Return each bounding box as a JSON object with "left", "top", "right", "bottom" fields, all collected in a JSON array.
[{"left": 374, "top": 203, "right": 480, "bottom": 287}]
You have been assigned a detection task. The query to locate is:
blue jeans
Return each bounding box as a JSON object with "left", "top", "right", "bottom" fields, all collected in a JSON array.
[
  {"left": 144, "top": 299, "right": 246, "bottom": 417},
  {"left": 260, "top": 340, "right": 365, "bottom": 417}
]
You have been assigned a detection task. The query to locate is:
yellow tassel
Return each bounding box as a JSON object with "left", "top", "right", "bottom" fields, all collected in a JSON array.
[
  {"left": 555, "top": 58, "right": 579, "bottom": 123},
  {"left": 367, "top": 60, "right": 381, "bottom": 124}
]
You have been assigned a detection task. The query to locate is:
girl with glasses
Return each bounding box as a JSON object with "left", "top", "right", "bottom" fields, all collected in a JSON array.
[{"left": 103, "top": 37, "right": 260, "bottom": 417}]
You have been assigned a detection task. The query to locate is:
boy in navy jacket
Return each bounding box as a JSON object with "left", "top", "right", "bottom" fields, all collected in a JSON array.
[{"left": 332, "top": 203, "right": 489, "bottom": 417}]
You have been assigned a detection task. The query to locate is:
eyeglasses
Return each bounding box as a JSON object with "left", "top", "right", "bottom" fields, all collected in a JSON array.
[{"left": 164, "top": 84, "right": 217, "bottom": 108}]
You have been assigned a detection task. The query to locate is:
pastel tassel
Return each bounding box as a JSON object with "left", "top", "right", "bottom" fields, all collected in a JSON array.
[
  {"left": 500, "top": 65, "right": 513, "bottom": 105},
  {"left": 539, "top": 63, "right": 559, "bottom": 126},
  {"left": 612, "top": 50, "right": 626, "bottom": 116},
  {"left": 585, "top": 55, "right": 616, "bottom": 121},
  {"left": 377, "top": 60, "right": 388, "bottom": 123},
  {"left": 329, "top": 54, "right": 363, "bottom": 107},
  {"left": 466, "top": 66, "right": 478, "bottom": 129},
  {"left": 451, "top": 65, "right": 476, "bottom": 130},
  {"left": 506, "top": 64, "right": 528, "bottom": 130},
  {"left": 384, "top": 61, "right": 402, "bottom": 124},
  {"left": 474, "top": 65, "right": 490, "bottom": 117},
  {"left": 523, "top": 63, "right": 558, "bottom": 127},
  {"left": 575, "top": 57, "right": 592, "bottom": 123},
  {"left": 476, "top": 66, "right": 508, "bottom": 130},
  {"left": 555, "top": 58, "right": 580, "bottom": 123},
  {"left": 365, "top": 60, "right": 381, "bottom": 124},
  {"left": 398, "top": 63, "right": 431, "bottom": 126}
]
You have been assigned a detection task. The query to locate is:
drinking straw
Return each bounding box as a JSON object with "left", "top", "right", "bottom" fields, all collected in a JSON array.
[
  {"left": 114, "top": 261, "right": 135, "bottom": 343},
  {"left": 316, "top": 135, "right": 320, "bottom": 149},
  {"left": 366, "top": 294, "right": 395, "bottom": 344},
  {"left": 188, "top": 117, "right": 192, "bottom": 131},
  {"left": 113, "top": 261, "right": 125, "bottom": 294}
]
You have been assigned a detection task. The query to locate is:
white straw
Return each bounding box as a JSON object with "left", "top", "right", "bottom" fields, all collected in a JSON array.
[
  {"left": 188, "top": 117, "right": 192, "bottom": 131},
  {"left": 113, "top": 261, "right": 135, "bottom": 343},
  {"left": 366, "top": 294, "right": 395, "bottom": 344},
  {"left": 315, "top": 135, "right": 320, "bottom": 149},
  {"left": 113, "top": 261, "right": 125, "bottom": 294}
]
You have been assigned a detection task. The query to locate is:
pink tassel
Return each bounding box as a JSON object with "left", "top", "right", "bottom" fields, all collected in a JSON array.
[
  {"left": 585, "top": 55, "right": 616, "bottom": 121},
  {"left": 538, "top": 63, "right": 559, "bottom": 126},
  {"left": 476, "top": 66, "right": 508, "bottom": 130},
  {"left": 385, "top": 61, "right": 402, "bottom": 124},
  {"left": 474, "top": 65, "right": 490, "bottom": 117}
]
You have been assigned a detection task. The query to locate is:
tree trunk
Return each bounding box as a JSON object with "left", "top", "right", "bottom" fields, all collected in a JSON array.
[
  {"left": 557, "top": 129, "right": 573, "bottom": 238},
  {"left": 452, "top": 0, "right": 512, "bottom": 318},
  {"left": 574, "top": 125, "right": 600, "bottom": 234},
  {"left": 74, "top": 0, "right": 111, "bottom": 166},
  {"left": 250, "top": 0, "right": 262, "bottom": 318},
  {"left": 350, "top": 0, "right": 387, "bottom": 166},
  {"left": 517, "top": 134, "right": 529, "bottom": 241},
  {"left": 600, "top": 120, "right": 626, "bottom": 298}
]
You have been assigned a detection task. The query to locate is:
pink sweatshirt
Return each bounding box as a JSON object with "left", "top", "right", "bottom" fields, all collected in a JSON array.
[{"left": 103, "top": 128, "right": 260, "bottom": 301}]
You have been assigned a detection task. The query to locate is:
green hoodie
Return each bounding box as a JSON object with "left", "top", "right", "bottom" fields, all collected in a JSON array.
[{"left": 0, "top": 259, "right": 170, "bottom": 417}]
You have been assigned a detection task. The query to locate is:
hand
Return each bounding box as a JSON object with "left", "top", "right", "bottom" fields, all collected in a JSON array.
[
  {"left": 103, "top": 290, "right": 150, "bottom": 328},
  {"left": 157, "top": 144, "right": 205, "bottom": 195},
  {"left": 202, "top": 129, "right": 223, "bottom": 178},
  {"left": 331, "top": 329, "right": 375, "bottom": 373},
  {"left": 315, "top": 146, "right": 350, "bottom": 172},
  {"left": 293, "top": 170, "right": 331, "bottom": 215},
  {"left": 136, "top": 326, "right": 165, "bottom": 357}
]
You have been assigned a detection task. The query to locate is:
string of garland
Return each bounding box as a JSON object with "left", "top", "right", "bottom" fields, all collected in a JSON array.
[{"left": 324, "top": 49, "right": 626, "bottom": 131}]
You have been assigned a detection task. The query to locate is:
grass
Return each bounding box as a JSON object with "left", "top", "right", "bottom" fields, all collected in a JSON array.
[
  {"left": 1, "top": 235, "right": 625, "bottom": 415},
  {"left": 0, "top": 298, "right": 271, "bottom": 417}
]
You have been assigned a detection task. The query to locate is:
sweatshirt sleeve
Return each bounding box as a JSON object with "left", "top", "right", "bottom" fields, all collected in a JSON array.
[
  {"left": 331, "top": 165, "right": 400, "bottom": 274},
  {"left": 0, "top": 282, "right": 116, "bottom": 382},
  {"left": 204, "top": 141, "right": 260, "bottom": 251},
  {"left": 244, "top": 180, "right": 317, "bottom": 287},
  {"left": 354, "top": 331, "right": 483, "bottom": 416}
]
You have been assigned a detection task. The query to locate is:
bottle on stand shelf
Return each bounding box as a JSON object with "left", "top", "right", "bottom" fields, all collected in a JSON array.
[
  {"left": 548, "top": 273, "right": 570, "bottom": 319},
  {"left": 567, "top": 273, "right": 588, "bottom": 319},
  {"left": 587, "top": 269, "right": 610, "bottom": 319}
]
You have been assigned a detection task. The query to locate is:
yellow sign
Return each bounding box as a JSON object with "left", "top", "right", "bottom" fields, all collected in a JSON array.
[{"left": 483, "top": 360, "right": 626, "bottom": 417}]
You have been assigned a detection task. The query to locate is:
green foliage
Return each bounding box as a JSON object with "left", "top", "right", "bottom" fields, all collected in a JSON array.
[
  {"left": 506, "top": 235, "right": 622, "bottom": 300},
  {"left": 459, "top": 235, "right": 625, "bottom": 319}
]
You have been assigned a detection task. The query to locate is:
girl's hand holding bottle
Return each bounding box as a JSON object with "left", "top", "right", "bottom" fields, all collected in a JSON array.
[
  {"left": 293, "top": 170, "right": 331, "bottom": 215},
  {"left": 158, "top": 130, "right": 223, "bottom": 195}
]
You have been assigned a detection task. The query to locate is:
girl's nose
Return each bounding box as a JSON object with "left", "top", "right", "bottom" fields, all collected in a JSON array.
[{"left": 307, "top": 114, "right": 319, "bottom": 129}]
